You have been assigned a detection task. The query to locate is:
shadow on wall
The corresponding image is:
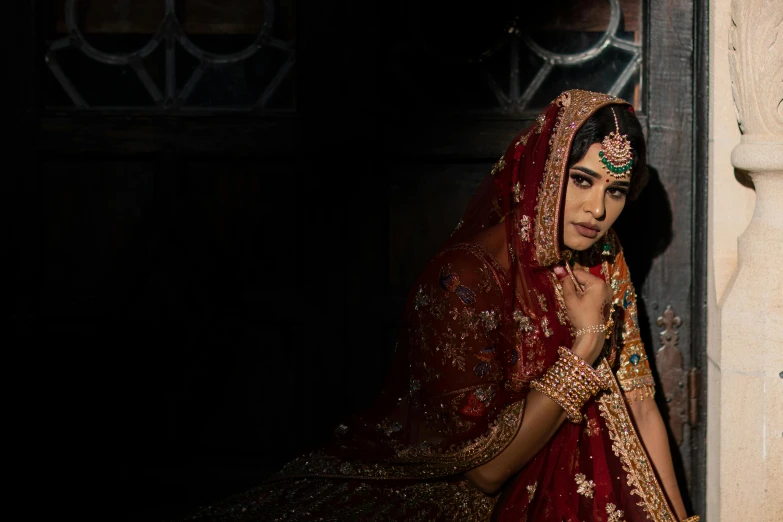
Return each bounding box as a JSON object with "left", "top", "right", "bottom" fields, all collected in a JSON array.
[
  {"left": 734, "top": 168, "right": 755, "bottom": 190},
  {"left": 613, "top": 165, "right": 692, "bottom": 515}
]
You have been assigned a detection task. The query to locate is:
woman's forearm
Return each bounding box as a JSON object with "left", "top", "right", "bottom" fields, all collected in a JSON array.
[
  {"left": 464, "top": 388, "right": 568, "bottom": 494},
  {"left": 630, "top": 399, "right": 688, "bottom": 520},
  {"left": 464, "top": 335, "right": 605, "bottom": 494}
]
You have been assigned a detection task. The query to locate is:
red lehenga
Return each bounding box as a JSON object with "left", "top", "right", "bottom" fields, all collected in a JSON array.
[{"left": 179, "top": 90, "right": 678, "bottom": 522}]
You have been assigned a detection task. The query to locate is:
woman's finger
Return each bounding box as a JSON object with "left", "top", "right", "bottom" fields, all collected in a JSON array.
[
  {"left": 553, "top": 266, "right": 578, "bottom": 299},
  {"left": 571, "top": 268, "right": 604, "bottom": 288}
]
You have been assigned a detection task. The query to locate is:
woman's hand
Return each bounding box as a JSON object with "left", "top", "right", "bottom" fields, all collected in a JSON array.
[{"left": 553, "top": 264, "right": 613, "bottom": 365}]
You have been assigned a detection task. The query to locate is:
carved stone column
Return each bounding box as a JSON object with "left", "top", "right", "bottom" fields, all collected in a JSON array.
[{"left": 718, "top": 1, "right": 783, "bottom": 520}]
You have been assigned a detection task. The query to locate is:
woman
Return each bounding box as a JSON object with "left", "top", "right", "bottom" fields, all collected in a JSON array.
[{"left": 180, "top": 90, "right": 699, "bottom": 521}]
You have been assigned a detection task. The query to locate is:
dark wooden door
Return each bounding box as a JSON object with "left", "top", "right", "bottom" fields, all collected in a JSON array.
[{"left": 12, "top": 0, "right": 706, "bottom": 519}]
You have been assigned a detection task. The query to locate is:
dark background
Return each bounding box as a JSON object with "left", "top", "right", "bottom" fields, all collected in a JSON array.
[{"left": 9, "top": 1, "right": 707, "bottom": 520}]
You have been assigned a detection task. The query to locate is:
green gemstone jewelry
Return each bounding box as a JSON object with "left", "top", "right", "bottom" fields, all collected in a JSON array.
[{"left": 600, "top": 108, "right": 633, "bottom": 179}]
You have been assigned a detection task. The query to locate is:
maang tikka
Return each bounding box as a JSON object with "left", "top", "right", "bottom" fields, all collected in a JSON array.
[{"left": 598, "top": 108, "right": 633, "bottom": 178}]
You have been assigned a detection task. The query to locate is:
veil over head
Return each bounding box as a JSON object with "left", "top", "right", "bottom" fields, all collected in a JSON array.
[{"left": 182, "top": 90, "right": 678, "bottom": 522}]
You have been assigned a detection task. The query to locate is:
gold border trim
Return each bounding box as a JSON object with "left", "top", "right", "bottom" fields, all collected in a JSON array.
[
  {"left": 276, "top": 400, "right": 525, "bottom": 482},
  {"left": 597, "top": 360, "right": 677, "bottom": 522}
]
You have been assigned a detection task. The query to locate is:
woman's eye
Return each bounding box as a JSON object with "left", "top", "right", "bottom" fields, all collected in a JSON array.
[
  {"left": 608, "top": 187, "right": 628, "bottom": 199},
  {"left": 570, "top": 174, "right": 591, "bottom": 188}
]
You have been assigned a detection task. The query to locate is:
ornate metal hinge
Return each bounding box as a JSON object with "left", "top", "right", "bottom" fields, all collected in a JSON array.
[{"left": 655, "top": 305, "right": 699, "bottom": 446}]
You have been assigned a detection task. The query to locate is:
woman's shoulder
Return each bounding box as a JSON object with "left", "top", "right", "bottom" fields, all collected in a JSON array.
[{"left": 419, "top": 242, "right": 508, "bottom": 297}]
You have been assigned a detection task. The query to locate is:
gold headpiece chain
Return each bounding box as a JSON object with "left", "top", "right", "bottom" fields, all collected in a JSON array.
[{"left": 598, "top": 108, "right": 633, "bottom": 179}]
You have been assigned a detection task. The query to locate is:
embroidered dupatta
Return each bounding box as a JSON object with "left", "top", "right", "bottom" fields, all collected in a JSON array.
[{"left": 179, "top": 91, "right": 678, "bottom": 522}]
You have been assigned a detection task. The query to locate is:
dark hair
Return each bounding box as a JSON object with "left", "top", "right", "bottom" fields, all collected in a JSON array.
[{"left": 568, "top": 105, "right": 648, "bottom": 200}]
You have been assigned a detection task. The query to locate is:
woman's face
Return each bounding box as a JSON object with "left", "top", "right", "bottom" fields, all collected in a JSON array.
[{"left": 562, "top": 142, "right": 631, "bottom": 251}]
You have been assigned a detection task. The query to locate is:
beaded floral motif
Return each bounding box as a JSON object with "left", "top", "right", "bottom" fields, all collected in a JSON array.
[
  {"left": 575, "top": 473, "right": 596, "bottom": 498},
  {"left": 606, "top": 503, "right": 627, "bottom": 522},
  {"left": 535, "top": 290, "right": 548, "bottom": 312},
  {"left": 479, "top": 310, "right": 499, "bottom": 331},
  {"left": 519, "top": 214, "right": 531, "bottom": 242},
  {"left": 541, "top": 316, "right": 553, "bottom": 337}
]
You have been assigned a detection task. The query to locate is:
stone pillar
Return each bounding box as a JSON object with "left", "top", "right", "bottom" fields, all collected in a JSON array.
[{"left": 715, "top": 0, "right": 783, "bottom": 520}]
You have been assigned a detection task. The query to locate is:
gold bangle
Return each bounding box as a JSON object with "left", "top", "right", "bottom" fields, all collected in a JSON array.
[
  {"left": 573, "top": 324, "right": 606, "bottom": 337},
  {"left": 530, "top": 347, "right": 609, "bottom": 423},
  {"left": 681, "top": 517, "right": 700, "bottom": 522}
]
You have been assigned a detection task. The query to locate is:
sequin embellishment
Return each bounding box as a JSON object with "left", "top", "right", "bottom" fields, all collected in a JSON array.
[
  {"left": 527, "top": 481, "right": 537, "bottom": 501},
  {"left": 575, "top": 473, "right": 596, "bottom": 498},
  {"left": 606, "top": 503, "right": 627, "bottom": 522}
]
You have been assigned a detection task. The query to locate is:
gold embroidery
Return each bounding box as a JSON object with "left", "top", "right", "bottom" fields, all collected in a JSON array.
[
  {"left": 551, "top": 274, "right": 570, "bottom": 326},
  {"left": 390, "top": 400, "right": 525, "bottom": 474},
  {"left": 519, "top": 214, "right": 531, "bottom": 242},
  {"left": 535, "top": 290, "right": 548, "bottom": 312},
  {"left": 513, "top": 310, "right": 535, "bottom": 334},
  {"left": 516, "top": 132, "right": 530, "bottom": 148},
  {"left": 527, "top": 481, "right": 537, "bottom": 502},
  {"left": 479, "top": 310, "right": 499, "bottom": 331},
  {"left": 597, "top": 361, "right": 677, "bottom": 522},
  {"left": 202, "top": 477, "right": 497, "bottom": 522},
  {"left": 440, "top": 340, "right": 466, "bottom": 370},
  {"left": 535, "top": 113, "right": 546, "bottom": 134},
  {"left": 606, "top": 503, "right": 627, "bottom": 522},
  {"left": 623, "top": 383, "right": 656, "bottom": 403},
  {"left": 414, "top": 285, "right": 431, "bottom": 310},
  {"left": 605, "top": 233, "right": 657, "bottom": 402},
  {"left": 279, "top": 403, "right": 526, "bottom": 481},
  {"left": 534, "top": 90, "right": 627, "bottom": 267},
  {"left": 491, "top": 156, "right": 506, "bottom": 177},
  {"left": 541, "top": 316, "right": 553, "bottom": 337},
  {"left": 575, "top": 473, "right": 595, "bottom": 498},
  {"left": 512, "top": 181, "right": 523, "bottom": 203},
  {"left": 584, "top": 417, "right": 601, "bottom": 437}
]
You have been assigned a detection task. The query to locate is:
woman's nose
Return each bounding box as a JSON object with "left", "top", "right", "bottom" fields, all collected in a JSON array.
[{"left": 584, "top": 189, "right": 606, "bottom": 218}]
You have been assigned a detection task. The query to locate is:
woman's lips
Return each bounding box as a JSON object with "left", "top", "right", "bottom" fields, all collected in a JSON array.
[{"left": 573, "top": 223, "right": 599, "bottom": 239}]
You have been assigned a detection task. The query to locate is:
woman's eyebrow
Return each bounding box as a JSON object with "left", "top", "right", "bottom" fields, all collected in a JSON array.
[
  {"left": 571, "top": 165, "right": 631, "bottom": 186},
  {"left": 570, "top": 165, "right": 602, "bottom": 179}
]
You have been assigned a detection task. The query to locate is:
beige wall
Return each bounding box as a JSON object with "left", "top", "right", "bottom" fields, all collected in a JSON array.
[
  {"left": 709, "top": 1, "right": 756, "bottom": 304},
  {"left": 708, "top": 1, "right": 783, "bottom": 521},
  {"left": 707, "top": 0, "right": 752, "bottom": 518}
]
